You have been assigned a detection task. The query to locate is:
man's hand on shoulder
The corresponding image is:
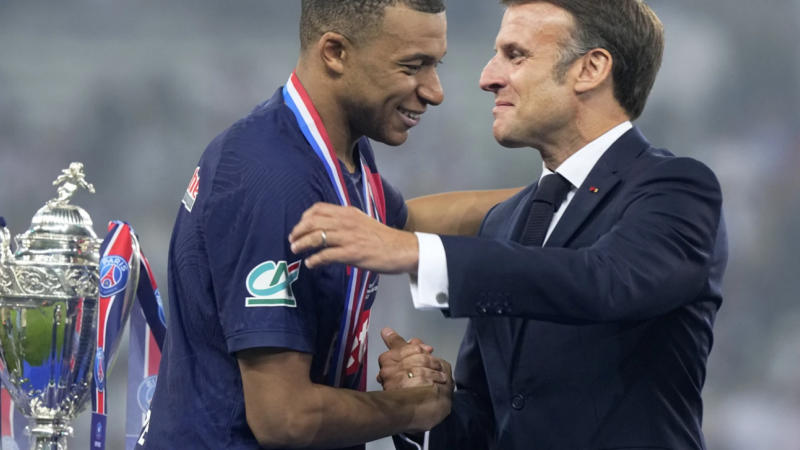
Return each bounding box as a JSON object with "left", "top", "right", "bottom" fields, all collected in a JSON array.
[{"left": 289, "top": 202, "right": 419, "bottom": 274}]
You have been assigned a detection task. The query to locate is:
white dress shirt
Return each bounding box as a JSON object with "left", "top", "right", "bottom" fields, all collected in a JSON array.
[{"left": 409, "top": 121, "right": 632, "bottom": 309}]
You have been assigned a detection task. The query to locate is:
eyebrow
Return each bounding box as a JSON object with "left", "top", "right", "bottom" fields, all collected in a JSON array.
[
  {"left": 399, "top": 51, "right": 447, "bottom": 63},
  {"left": 498, "top": 42, "right": 528, "bottom": 55}
]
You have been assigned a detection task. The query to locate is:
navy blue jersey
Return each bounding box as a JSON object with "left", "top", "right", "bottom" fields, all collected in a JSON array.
[{"left": 140, "top": 87, "right": 407, "bottom": 449}]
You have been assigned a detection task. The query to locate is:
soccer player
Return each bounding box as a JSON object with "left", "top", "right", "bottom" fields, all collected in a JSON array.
[{"left": 138, "top": 1, "right": 516, "bottom": 449}]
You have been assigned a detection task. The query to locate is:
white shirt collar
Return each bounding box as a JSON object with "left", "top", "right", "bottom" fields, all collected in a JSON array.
[{"left": 540, "top": 121, "right": 633, "bottom": 188}]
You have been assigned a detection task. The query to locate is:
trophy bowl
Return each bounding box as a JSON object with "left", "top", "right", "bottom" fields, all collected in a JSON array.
[{"left": 0, "top": 163, "right": 138, "bottom": 450}]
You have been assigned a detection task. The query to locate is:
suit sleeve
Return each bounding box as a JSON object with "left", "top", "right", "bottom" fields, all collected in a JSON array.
[{"left": 442, "top": 157, "right": 723, "bottom": 323}]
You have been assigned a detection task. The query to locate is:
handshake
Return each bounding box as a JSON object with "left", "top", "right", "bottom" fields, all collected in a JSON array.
[{"left": 377, "top": 327, "right": 454, "bottom": 433}]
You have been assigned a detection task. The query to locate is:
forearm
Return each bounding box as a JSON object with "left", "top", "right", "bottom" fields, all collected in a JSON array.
[
  {"left": 248, "top": 381, "right": 448, "bottom": 449},
  {"left": 406, "top": 188, "right": 521, "bottom": 235},
  {"left": 300, "top": 384, "right": 446, "bottom": 448}
]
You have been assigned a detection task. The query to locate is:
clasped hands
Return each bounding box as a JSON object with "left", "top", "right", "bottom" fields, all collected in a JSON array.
[
  {"left": 378, "top": 327, "right": 454, "bottom": 432},
  {"left": 377, "top": 327, "right": 452, "bottom": 390}
]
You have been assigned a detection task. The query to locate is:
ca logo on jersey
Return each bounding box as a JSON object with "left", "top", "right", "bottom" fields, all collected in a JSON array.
[{"left": 245, "top": 260, "right": 301, "bottom": 307}]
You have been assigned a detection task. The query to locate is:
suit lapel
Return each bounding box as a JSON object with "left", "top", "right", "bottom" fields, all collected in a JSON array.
[
  {"left": 544, "top": 171, "right": 620, "bottom": 248},
  {"left": 545, "top": 127, "right": 650, "bottom": 248}
]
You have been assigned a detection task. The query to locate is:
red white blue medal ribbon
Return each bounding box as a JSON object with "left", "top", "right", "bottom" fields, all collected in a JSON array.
[{"left": 283, "top": 72, "right": 385, "bottom": 389}]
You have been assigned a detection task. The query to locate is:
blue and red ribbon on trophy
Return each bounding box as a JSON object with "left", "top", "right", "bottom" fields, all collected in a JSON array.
[
  {"left": 1, "top": 386, "right": 26, "bottom": 450},
  {"left": 90, "top": 221, "right": 166, "bottom": 450}
]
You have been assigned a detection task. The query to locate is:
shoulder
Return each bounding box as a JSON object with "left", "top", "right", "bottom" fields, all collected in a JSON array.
[
  {"left": 631, "top": 146, "right": 722, "bottom": 193},
  {"left": 220, "top": 96, "right": 319, "bottom": 176},
  {"left": 479, "top": 183, "right": 534, "bottom": 235},
  {"left": 488, "top": 184, "right": 534, "bottom": 220},
  {"left": 198, "top": 94, "right": 329, "bottom": 209},
  {"left": 614, "top": 145, "right": 724, "bottom": 227}
]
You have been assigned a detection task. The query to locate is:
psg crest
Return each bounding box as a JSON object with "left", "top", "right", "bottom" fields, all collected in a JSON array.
[
  {"left": 137, "top": 375, "right": 158, "bottom": 413},
  {"left": 99, "top": 255, "right": 130, "bottom": 297}
]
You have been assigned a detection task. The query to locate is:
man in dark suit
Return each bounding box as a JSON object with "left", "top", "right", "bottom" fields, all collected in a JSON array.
[{"left": 290, "top": 0, "right": 727, "bottom": 448}]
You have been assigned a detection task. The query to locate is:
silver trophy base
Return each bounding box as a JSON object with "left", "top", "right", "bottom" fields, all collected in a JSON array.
[{"left": 26, "top": 420, "right": 73, "bottom": 450}]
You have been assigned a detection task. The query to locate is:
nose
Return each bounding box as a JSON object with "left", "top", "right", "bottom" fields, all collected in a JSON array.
[
  {"left": 417, "top": 68, "right": 445, "bottom": 106},
  {"left": 479, "top": 55, "right": 504, "bottom": 93}
]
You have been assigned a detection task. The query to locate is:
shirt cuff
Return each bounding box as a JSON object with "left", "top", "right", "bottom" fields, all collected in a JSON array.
[
  {"left": 397, "top": 431, "right": 430, "bottom": 450},
  {"left": 409, "top": 232, "right": 449, "bottom": 310}
]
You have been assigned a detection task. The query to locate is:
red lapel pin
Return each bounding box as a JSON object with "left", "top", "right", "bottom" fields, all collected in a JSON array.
[{"left": 589, "top": 186, "right": 599, "bottom": 193}]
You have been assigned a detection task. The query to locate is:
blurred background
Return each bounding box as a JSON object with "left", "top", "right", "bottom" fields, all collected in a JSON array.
[{"left": 1, "top": 0, "right": 798, "bottom": 448}]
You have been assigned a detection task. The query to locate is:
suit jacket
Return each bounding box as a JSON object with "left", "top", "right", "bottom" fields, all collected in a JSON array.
[{"left": 395, "top": 127, "right": 727, "bottom": 450}]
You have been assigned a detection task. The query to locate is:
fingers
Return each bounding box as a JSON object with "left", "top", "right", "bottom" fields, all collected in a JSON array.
[
  {"left": 289, "top": 202, "right": 419, "bottom": 274},
  {"left": 288, "top": 203, "right": 338, "bottom": 241},
  {"left": 406, "top": 367, "right": 450, "bottom": 386},
  {"left": 381, "top": 327, "right": 408, "bottom": 351},
  {"left": 378, "top": 348, "right": 441, "bottom": 375},
  {"left": 377, "top": 329, "right": 447, "bottom": 391},
  {"left": 439, "top": 358, "right": 454, "bottom": 389},
  {"left": 401, "top": 353, "right": 443, "bottom": 371},
  {"left": 289, "top": 221, "right": 342, "bottom": 256},
  {"left": 288, "top": 204, "right": 371, "bottom": 267},
  {"left": 288, "top": 203, "right": 363, "bottom": 246},
  {"left": 379, "top": 366, "right": 449, "bottom": 390},
  {"left": 300, "top": 245, "right": 352, "bottom": 269},
  {"left": 408, "top": 338, "right": 434, "bottom": 354}
]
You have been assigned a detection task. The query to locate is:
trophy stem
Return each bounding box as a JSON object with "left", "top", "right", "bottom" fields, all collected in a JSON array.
[{"left": 27, "top": 420, "right": 72, "bottom": 450}]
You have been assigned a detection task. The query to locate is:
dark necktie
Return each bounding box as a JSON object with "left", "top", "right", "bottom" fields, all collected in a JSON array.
[{"left": 519, "top": 173, "right": 572, "bottom": 246}]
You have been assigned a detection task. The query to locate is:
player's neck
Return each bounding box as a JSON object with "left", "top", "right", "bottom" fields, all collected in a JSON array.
[{"left": 293, "top": 70, "right": 358, "bottom": 173}]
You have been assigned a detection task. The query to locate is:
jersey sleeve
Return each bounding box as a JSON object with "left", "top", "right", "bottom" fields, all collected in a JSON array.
[
  {"left": 202, "top": 142, "right": 327, "bottom": 356},
  {"left": 381, "top": 175, "right": 408, "bottom": 230}
]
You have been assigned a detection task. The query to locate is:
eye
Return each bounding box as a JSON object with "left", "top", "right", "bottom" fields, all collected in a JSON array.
[
  {"left": 501, "top": 44, "right": 528, "bottom": 65},
  {"left": 402, "top": 64, "right": 423, "bottom": 74}
]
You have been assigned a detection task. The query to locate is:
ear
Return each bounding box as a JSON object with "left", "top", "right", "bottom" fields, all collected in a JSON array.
[
  {"left": 573, "top": 48, "right": 613, "bottom": 94},
  {"left": 317, "top": 31, "right": 350, "bottom": 76}
]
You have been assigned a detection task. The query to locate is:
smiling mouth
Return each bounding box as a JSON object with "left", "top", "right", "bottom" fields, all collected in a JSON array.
[
  {"left": 398, "top": 107, "right": 422, "bottom": 127},
  {"left": 493, "top": 103, "right": 513, "bottom": 114}
]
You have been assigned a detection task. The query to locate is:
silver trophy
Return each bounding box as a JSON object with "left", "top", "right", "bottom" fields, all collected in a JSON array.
[{"left": 0, "top": 163, "right": 139, "bottom": 450}]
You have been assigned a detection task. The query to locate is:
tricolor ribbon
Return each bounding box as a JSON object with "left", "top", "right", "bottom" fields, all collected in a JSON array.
[
  {"left": 90, "top": 221, "right": 166, "bottom": 450},
  {"left": 283, "top": 72, "right": 386, "bottom": 389},
  {"left": 1, "top": 386, "right": 26, "bottom": 450}
]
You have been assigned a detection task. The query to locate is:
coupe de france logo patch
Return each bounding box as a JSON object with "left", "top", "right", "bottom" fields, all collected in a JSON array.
[
  {"left": 245, "top": 260, "right": 301, "bottom": 307},
  {"left": 182, "top": 167, "right": 200, "bottom": 213}
]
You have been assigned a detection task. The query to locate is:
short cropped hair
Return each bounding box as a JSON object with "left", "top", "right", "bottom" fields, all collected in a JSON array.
[
  {"left": 300, "top": 0, "right": 446, "bottom": 50},
  {"left": 502, "top": 0, "right": 664, "bottom": 120}
]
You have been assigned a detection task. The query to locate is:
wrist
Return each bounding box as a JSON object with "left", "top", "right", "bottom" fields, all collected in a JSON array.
[{"left": 403, "top": 231, "right": 420, "bottom": 275}]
